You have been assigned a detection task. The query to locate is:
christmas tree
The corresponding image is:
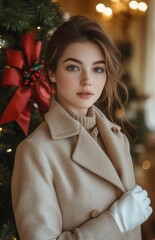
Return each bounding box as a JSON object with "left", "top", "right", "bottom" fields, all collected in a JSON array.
[{"left": 0, "top": 1, "right": 63, "bottom": 238}]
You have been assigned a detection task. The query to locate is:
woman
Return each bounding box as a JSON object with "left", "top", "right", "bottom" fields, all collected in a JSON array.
[{"left": 12, "top": 15, "right": 152, "bottom": 240}]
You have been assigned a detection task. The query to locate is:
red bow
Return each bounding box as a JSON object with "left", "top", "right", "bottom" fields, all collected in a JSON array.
[{"left": 0, "top": 32, "right": 51, "bottom": 135}]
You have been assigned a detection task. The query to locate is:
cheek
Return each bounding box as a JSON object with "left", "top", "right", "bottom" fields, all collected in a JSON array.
[
  {"left": 96, "top": 77, "right": 106, "bottom": 90},
  {"left": 101, "top": 74, "right": 107, "bottom": 88},
  {"left": 56, "top": 69, "right": 79, "bottom": 87},
  {"left": 102, "top": 78, "right": 107, "bottom": 88},
  {"left": 55, "top": 73, "right": 74, "bottom": 91}
]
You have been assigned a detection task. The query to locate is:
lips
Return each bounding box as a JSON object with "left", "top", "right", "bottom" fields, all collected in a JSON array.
[
  {"left": 76, "top": 91, "right": 93, "bottom": 96},
  {"left": 76, "top": 91, "right": 94, "bottom": 99}
]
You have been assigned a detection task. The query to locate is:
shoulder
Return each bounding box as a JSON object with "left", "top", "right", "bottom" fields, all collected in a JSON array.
[
  {"left": 13, "top": 121, "right": 54, "bottom": 180},
  {"left": 16, "top": 120, "right": 51, "bottom": 154}
]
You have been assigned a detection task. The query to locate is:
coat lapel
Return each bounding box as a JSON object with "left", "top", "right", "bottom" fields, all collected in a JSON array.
[
  {"left": 72, "top": 125, "right": 125, "bottom": 192},
  {"left": 95, "top": 109, "right": 133, "bottom": 191},
  {"left": 96, "top": 110, "right": 124, "bottom": 174}
]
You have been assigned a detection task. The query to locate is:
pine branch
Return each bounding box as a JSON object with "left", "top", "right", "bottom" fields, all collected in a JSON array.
[
  {"left": 0, "top": 0, "right": 63, "bottom": 33},
  {"left": 0, "top": 1, "right": 35, "bottom": 31},
  {"left": 0, "top": 164, "right": 11, "bottom": 189},
  {"left": 0, "top": 221, "right": 17, "bottom": 240}
]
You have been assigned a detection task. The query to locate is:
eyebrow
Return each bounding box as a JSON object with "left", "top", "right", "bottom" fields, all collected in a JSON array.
[{"left": 63, "top": 58, "right": 105, "bottom": 65}]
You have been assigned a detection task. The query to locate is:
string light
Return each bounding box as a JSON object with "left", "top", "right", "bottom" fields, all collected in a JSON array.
[
  {"left": 0, "top": 35, "right": 6, "bottom": 49},
  {"left": 138, "top": 2, "right": 148, "bottom": 11},
  {"left": 6, "top": 148, "right": 12, "bottom": 153},
  {"left": 95, "top": 1, "right": 148, "bottom": 18},
  {"left": 129, "top": 1, "right": 139, "bottom": 9},
  {"left": 104, "top": 7, "right": 113, "bottom": 17},
  {"left": 96, "top": 3, "right": 105, "bottom": 13},
  {"left": 96, "top": 3, "right": 113, "bottom": 18},
  {"left": 142, "top": 160, "right": 151, "bottom": 170},
  {"left": 129, "top": 1, "right": 148, "bottom": 12}
]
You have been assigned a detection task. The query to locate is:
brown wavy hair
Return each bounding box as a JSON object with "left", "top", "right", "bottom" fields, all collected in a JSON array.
[{"left": 44, "top": 15, "right": 128, "bottom": 125}]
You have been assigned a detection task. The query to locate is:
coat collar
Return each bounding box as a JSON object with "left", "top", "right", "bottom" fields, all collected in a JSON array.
[
  {"left": 44, "top": 100, "right": 80, "bottom": 139},
  {"left": 45, "top": 100, "right": 126, "bottom": 192},
  {"left": 45, "top": 100, "right": 121, "bottom": 140}
]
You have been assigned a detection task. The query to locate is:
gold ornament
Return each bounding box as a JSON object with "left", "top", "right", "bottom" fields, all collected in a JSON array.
[{"left": 12, "top": 237, "right": 17, "bottom": 240}]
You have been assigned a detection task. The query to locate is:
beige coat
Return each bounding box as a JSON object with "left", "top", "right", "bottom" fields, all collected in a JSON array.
[{"left": 12, "top": 100, "right": 141, "bottom": 240}]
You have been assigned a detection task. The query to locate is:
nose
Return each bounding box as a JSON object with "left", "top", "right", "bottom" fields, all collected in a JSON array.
[
  {"left": 80, "top": 71, "right": 91, "bottom": 87},
  {"left": 81, "top": 81, "right": 91, "bottom": 87}
]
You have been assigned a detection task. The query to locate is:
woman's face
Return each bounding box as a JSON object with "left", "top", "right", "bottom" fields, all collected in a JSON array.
[{"left": 49, "top": 41, "right": 107, "bottom": 116}]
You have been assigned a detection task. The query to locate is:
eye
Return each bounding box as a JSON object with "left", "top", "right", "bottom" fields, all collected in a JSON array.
[
  {"left": 93, "top": 67, "right": 105, "bottom": 73},
  {"left": 66, "top": 65, "right": 79, "bottom": 71}
]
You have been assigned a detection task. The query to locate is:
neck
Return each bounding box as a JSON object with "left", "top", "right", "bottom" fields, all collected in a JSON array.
[{"left": 56, "top": 95, "right": 88, "bottom": 116}]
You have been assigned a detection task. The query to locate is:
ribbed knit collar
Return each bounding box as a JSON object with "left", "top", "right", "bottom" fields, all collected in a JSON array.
[{"left": 56, "top": 97, "right": 96, "bottom": 131}]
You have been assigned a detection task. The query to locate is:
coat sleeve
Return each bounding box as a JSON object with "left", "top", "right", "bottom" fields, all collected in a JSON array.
[{"left": 11, "top": 140, "right": 141, "bottom": 240}]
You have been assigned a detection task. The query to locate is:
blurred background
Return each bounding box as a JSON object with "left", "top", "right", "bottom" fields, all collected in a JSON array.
[{"left": 0, "top": 0, "right": 155, "bottom": 239}]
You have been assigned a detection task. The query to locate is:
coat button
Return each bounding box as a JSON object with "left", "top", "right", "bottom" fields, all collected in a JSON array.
[
  {"left": 91, "top": 209, "right": 100, "bottom": 218},
  {"left": 111, "top": 126, "right": 119, "bottom": 135}
]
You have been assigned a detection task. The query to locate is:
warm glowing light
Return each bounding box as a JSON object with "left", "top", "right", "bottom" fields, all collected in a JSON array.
[
  {"left": 63, "top": 12, "right": 70, "bottom": 20},
  {"left": 0, "top": 127, "right": 2, "bottom": 131},
  {"left": 104, "top": 7, "right": 113, "bottom": 16},
  {"left": 96, "top": 0, "right": 147, "bottom": 19},
  {"left": 96, "top": 3, "right": 105, "bottom": 13},
  {"left": 6, "top": 148, "right": 12, "bottom": 153},
  {"left": 12, "top": 237, "right": 17, "bottom": 240},
  {"left": 142, "top": 160, "right": 151, "bottom": 170},
  {"left": 138, "top": 2, "right": 148, "bottom": 11},
  {"left": 115, "top": 108, "right": 125, "bottom": 118},
  {"left": 129, "top": 1, "right": 138, "bottom": 10},
  {"left": 37, "top": 26, "right": 41, "bottom": 30}
]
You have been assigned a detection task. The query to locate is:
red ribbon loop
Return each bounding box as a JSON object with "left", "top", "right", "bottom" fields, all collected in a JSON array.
[{"left": 0, "top": 32, "right": 51, "bottom": 135}]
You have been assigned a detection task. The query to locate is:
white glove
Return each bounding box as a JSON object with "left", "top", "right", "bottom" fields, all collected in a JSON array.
[{"left": 109, "top": 185, "right": 153, "bottom": 234}]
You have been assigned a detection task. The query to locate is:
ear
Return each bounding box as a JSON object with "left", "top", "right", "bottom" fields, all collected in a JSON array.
[{"left": 48, "top": 70, "right": 56, "bottom": 83}]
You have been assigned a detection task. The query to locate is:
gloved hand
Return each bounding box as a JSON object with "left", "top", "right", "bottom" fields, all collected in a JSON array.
[{"left": 109, "top": 185, "right": 153, "bottom": 234}]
